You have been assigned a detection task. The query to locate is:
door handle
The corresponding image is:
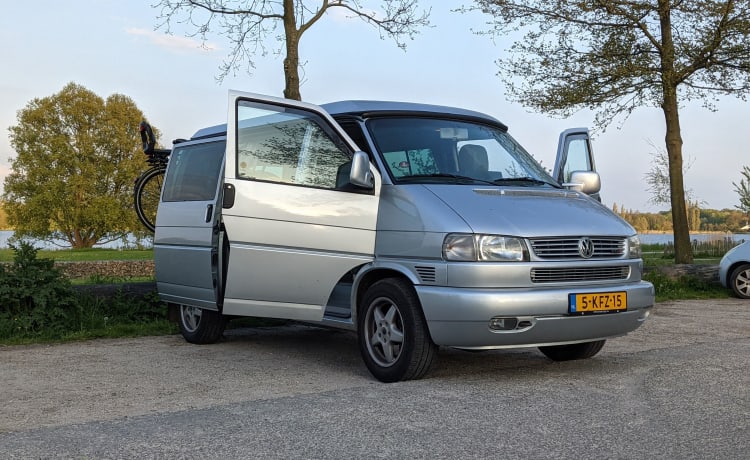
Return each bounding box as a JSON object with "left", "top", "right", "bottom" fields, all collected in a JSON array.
[{"left": 205, "top": 204, "right": 213, "bottom": 223}]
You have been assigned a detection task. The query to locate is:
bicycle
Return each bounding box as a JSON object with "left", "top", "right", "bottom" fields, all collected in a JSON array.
[{"left": 134, "top": 121, "right": 170, "bottom": 232}]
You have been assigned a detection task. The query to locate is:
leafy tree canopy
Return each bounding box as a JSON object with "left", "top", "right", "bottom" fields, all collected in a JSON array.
[{"left": 4, "top": 82, "right": 155, "bottom": 248}]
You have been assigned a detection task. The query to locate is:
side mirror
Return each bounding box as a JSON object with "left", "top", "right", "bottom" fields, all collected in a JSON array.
[
  {"left": 563, "top": 171, "right": 601, "bottom": 195},
  {"left": 349, "top": 151, "right": 374, "bottom": 189}
]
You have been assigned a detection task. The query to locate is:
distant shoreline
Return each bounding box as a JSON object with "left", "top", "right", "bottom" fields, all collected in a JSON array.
[{"left": 640, "top": 230, "right": 738, "bottom": 235}]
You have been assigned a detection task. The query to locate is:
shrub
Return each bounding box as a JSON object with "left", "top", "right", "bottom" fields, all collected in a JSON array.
[
  {"left": 0, "top": 241, "right": 173, "bottom": 342},
  {"left": 0, "top": 242, "right": 77, "bottom": 337}
]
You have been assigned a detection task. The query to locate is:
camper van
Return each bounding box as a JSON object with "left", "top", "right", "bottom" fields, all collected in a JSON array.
[{"left": 154, "top": 91, "right": 654, "bottom": 382}]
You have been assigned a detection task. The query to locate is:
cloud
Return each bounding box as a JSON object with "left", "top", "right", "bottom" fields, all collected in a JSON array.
[{"left": 126, "top": 28, "right": 219, "bottom": 54}]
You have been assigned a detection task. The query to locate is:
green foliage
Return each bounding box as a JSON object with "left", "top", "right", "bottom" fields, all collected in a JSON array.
[
  {"left": 0, "top": 248, "right": 153, "bottom": 263},
  {"left": 3, "top": 82, "right": 158, "bottom": 248},
  {"left": 733, "top": 165, "right": 750, "bottom": 217},
  {"left": 0, "top": 242, "right": 76, "bottom": 336},
  {"left": 613, "top": 205, "right": 747, "bottom": 233},
  {"left": 472, "top": 1, "right": 750, "bottom": 124},
  {"left": 0, "top": 242, "right": 171, "bottom": 342},
  {"left": 643, "top": 271, "right": 729, "bottom": 302}
]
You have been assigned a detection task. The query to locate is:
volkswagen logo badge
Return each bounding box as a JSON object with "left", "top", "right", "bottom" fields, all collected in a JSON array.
[{"left": 578, "top": 237, "right": 595, "bottom": 259}]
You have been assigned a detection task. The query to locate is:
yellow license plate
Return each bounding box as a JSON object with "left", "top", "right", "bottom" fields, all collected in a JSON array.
[{"left": 569, "top": 292, "right": 627, "bottom": 314}]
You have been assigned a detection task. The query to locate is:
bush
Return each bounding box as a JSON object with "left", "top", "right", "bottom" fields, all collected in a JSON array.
[
  {"left": 0, "top": 242, "right": 76, "bottom": 337},
  {"left": 0, "top": 242, "right": 174, "bottom": 342}
]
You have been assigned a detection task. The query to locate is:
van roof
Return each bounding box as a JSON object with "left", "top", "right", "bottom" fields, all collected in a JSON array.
[
  {"left": 189, "top": 100, "right": 506, "bottom": 140},
  {"left": 320, "top": 100, "right": 506, "bottom": 129}
]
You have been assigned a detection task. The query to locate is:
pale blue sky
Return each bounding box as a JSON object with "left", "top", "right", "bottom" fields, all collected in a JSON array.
[{"left": 1, "top": 0, "right": 747, "bottom": 212}]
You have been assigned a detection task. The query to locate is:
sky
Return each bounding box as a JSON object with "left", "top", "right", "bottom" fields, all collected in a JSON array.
[{"left": 1, "top": 0, "right": 747, "bottom": 213}]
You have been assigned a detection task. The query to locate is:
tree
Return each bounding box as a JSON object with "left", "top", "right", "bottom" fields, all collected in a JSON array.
[
  {"left": 733, "top": 165, "right": 750, "bottom": 221},
  {"left": 470, "top": 1, "right": 750, "bottom": 263},
  {"left": 4, "top": 83, "right": 153, "bottom": 248},
  {"left": 154, "top": 0, "right": 431, "bottom": 101}
]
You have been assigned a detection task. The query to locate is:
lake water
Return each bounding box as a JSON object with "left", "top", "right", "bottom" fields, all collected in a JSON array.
[
  {"left": 639, "top": 232, "right": 749, "bottom": 245},
  {"left": 0, "top": 230, "right": 152, "bottom": 250}
]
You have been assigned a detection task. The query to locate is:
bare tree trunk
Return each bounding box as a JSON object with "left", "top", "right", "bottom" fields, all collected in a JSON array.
[
  {"left": 659, "top": 1, "right": 693, "bottom": 263},
  {"left": 282, "top": 0, "right": 301, "bottom": 101}
]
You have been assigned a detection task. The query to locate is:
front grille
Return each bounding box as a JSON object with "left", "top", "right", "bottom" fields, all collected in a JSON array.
[
  {"left": 531, "top": 266, "right": 630, "bottom": 283},
  {"left": 530, "top": 237, "right": 626, "bottom": 259}
]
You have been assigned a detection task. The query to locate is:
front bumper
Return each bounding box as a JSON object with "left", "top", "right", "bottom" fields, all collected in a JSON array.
[{"left": 415, "top": 281, "right": 654, "bottom": 349}]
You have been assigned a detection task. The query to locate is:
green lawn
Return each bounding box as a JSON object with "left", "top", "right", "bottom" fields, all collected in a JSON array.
[{"left": 0, "top": 248, "right": 153, "bottom": 262}]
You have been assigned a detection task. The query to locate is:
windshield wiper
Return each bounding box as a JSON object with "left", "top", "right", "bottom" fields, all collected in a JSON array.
[
  {"left": 491, "top": 177, "right": 558, "bottom": 187},
  {"left": 399, "top": 173, "right": 497, "bottom": 185}
]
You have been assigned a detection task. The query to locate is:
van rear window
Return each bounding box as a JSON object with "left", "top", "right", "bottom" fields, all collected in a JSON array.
[{"left": 162, "top": 141, "right": 225, "bottom": 202}]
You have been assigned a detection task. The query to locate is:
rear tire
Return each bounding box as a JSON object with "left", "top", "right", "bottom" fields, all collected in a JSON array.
[
  {"left": 179, "top": 305, "right": 227, "bottom": 344},
  {"left": 358, "top": 278, "right": 437, "bottom": 382},
  {"left": 729, "top": 264, "right": 750, "bottom": 299},
  {"left": 539, "top": 340, "right": 606, "bottom": 361},
  {"left": 134, "top": 167, "right": 165, "bottom": 233}
]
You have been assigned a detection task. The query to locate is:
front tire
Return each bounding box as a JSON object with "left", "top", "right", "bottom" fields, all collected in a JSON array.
[
  {"left": 539, "top": 340, "right": 606, "bottom": 361},
  {"left": 179, "top": 305, "right": 227, "bottom": 344},
  {"left": 358, "top": 278, "right": 437, "bottom": 382},
  {"left": 729, "top": 264, "right": 750, "bottom": 299}
]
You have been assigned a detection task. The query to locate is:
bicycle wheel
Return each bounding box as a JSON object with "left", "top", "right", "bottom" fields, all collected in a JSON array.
[{"left": 134, "top": 167, "right": 165, "bottom": 232}]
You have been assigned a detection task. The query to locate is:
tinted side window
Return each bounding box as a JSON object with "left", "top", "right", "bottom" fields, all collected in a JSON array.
[
  {"left": 236, "top": 101, "right": 351, "bottom": 189},
  {"left": 162, "top": 141, "right": 225, "bottom": 202}
]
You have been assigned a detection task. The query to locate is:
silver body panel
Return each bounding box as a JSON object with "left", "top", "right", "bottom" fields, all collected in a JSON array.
[
  {"left": 220, "top": 91, "right": 380, "bottom": 321},
  {"left": 154, "top": 137, "right": 225, "bottom": 311},
  {"left": 416, "top": 282, "right": 652, "bottom": 348}
]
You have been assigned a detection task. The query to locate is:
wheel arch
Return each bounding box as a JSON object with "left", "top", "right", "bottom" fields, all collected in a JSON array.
[
  {"left": 352, "top": 264, "right": 421, "bottom": 327},
  {"left": 727, "top": 260, "right": 750, "bottom": 284},
  {"left": 727, "top": 261, "right": 750, "bottom": 298}
]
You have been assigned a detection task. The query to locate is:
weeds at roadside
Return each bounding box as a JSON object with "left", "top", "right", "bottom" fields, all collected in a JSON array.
[
  {"left": 0, "top": 242, "right": 174, "bottom": 345},
  {"left": 75, "top": 274, "right": 155, "bottom": 285},
  {"left": 643, "top": 271, "right": 730, "bottom": 302}
]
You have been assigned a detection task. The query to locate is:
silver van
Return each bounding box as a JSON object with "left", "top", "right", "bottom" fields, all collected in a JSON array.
[{"left": 155, "top": 91, "right": 654, "bottom": 382}]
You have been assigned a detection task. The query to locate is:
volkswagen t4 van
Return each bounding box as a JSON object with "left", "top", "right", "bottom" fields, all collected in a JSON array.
[{"left": 154, "top": 91, "right": 654, "bottom": 382}]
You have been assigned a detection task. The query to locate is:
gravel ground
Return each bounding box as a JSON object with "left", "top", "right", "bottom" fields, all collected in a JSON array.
[{"left": 0, "top": 298, "right": 748, "bottom": 459}]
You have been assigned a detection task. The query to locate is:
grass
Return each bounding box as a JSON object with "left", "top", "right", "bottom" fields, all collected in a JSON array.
[
  {"left": 1, "top": 321, "right": 178, "bottom": 346},
  {"left": 70, "top": 275, "right": 155, "bottom": 285},
  {"left": 641, "top": 242, "right": 731, "bottom": 301},
  {"left": 643, "top": 271, "right": 730, "bottom": 302},
  {"left": 0, "top": 248, "right": 153, "bottom": 262}
]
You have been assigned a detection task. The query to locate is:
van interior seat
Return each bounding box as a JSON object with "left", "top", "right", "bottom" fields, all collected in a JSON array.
[{"left": 458, "top": 144, "right": 489, "bottom": 178}]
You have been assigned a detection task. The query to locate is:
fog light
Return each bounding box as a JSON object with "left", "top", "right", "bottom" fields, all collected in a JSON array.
[{"left": 489, "top": 317, "right": 518, "bottom": 330}]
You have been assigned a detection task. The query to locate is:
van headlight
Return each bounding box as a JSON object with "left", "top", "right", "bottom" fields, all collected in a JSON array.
[
  {"left": 443, "top": 234, "right": 529, "bottom": 262},
  {"left": 627, "top": 235, "right": 642, "bottom": 259}
]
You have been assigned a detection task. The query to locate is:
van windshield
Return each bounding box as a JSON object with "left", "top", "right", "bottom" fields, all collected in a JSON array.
[{"left": 366, "top": 117, "right": 557, "bottom": 187}]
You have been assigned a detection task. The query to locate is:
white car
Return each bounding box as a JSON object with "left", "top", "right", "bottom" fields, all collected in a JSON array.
[{"left": 719, "top": 240, "right": 750, "bottom": 298}]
